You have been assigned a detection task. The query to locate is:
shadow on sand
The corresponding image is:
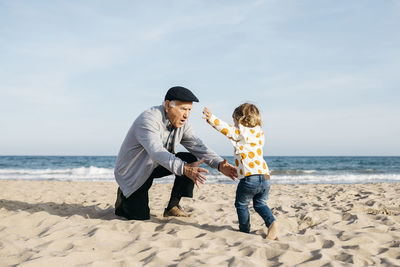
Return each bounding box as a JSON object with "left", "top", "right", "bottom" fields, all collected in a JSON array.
[{"left": 0, "top": 199, "right": 243, "bottom": 234}]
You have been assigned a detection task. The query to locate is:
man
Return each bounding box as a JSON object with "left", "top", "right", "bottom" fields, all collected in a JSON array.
[{"left": 114, "top": 86, "right": 238, "bottom": 220}]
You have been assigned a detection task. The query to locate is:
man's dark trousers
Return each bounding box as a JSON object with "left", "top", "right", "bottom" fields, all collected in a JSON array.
[{"left": 115, "top": 152, "right": 197, "bottom": 220}]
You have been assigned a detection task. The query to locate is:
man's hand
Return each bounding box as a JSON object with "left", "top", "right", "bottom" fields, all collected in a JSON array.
[
  {"left": 184, "top": 158, "right": 209, "bottom": 188},
  {"left": 219, "top": 159, "right": 238, "bottom": 181}
]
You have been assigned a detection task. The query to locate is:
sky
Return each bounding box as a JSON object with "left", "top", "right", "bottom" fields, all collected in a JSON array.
[{"left": 1, "top": 0, "right": 399, "bottom": 156}]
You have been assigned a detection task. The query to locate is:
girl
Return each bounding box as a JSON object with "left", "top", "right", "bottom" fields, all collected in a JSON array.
[{"left": 202, "top": 103, "right": 277, "bottom": 240}]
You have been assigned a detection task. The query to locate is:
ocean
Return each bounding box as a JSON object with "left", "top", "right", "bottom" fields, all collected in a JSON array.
[{"left": 0, "top": 156, "right": 399, "bottom": 185}]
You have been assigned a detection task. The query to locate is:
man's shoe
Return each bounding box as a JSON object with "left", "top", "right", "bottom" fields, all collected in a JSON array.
[{"left": 163, "top": 205, "right": 189, "bottom": 217}]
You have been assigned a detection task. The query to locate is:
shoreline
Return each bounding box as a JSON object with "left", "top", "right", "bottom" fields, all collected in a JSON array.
[{"left": 1, "top": 180, "right": 399, "bottom": 266}]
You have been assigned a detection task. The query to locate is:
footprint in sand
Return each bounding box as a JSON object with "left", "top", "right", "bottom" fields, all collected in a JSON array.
[
  {"left": 322, "top": 240, "right": 334, "bottom": 249},
  {"left": 335, "top": 252, "right": 354, "bottom": 263},
  {"left": 337, "top": 231, "right": 352, "bottom": 242},
  {"left": 342, "top": 212, "right": 358, "bottom": 223},
  {"left": 195, "top": 233, "right": 207, "bottom": 238},
  {"left": 342, "top": 245, "right": 360, "bottom": 250},
  {"left": 390, "top": 241, "right": 400, "bottom": 248},
  {"left": 365, "top": 200, "right": 375, "bottom": 206}
]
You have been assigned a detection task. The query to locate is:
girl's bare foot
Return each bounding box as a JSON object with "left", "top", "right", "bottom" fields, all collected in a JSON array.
[{"left": 266, "top": 221, "right": 278, "bottom": 240}]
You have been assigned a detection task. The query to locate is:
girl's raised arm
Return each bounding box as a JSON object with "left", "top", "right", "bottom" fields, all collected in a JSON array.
[{"left": 202, "top": 107, "right": 240, "bottom": 141}]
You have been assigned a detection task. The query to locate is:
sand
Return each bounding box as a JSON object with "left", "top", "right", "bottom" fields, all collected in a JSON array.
[{"left": 0, "top": 180, "right": 399, "bottom": 266}]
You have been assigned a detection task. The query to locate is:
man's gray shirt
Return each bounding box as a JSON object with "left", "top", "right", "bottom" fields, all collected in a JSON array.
[{"left": 114, "top": 105, "right": 223, "bottom": 198}]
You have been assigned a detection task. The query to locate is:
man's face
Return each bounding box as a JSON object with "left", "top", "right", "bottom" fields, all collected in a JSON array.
[{"left": 165, "top": 100, "right": 193, "bottom": 128}]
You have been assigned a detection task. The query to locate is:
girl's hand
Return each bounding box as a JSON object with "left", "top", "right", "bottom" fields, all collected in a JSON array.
[{"left": 202, "top": 107, "right": 212, "bottom": 120}]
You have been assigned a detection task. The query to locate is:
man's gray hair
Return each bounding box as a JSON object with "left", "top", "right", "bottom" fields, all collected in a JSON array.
[{"left": 163, "top": 100, "right": 176, "bottom": 107}]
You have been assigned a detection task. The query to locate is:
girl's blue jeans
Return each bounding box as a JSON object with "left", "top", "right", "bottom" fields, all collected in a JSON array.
[{"left": 235, "top": 174, "right": 275, "bottom": 233}]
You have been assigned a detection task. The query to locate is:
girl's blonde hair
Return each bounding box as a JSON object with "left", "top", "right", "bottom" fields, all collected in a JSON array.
[{"left": 232, "top": 103, "right": 262, "bottom": 127}]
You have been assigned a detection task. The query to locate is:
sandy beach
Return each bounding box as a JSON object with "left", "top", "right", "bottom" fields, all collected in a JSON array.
[{"left": 0, "top": 180, "right": 399, "bottom": 266}]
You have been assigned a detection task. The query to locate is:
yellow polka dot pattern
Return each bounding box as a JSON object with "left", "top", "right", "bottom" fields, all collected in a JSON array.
[{"left": 206, "top": 113, "right": 269, "bottom": 178}]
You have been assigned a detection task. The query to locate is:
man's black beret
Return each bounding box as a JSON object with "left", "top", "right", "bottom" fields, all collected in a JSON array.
[{"left": 164, "top": 86, "right": 199, "bottom": 102}]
